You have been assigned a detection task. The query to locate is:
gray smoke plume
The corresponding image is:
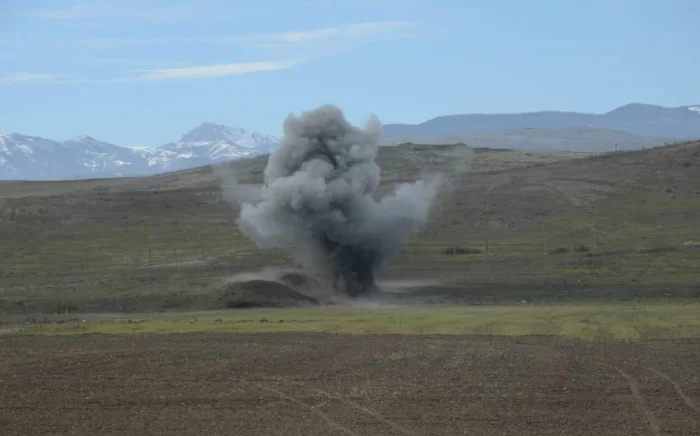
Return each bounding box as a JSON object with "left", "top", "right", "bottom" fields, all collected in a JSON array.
[{"left": 234, "top": 105, "right": 444, "bottom": 297}]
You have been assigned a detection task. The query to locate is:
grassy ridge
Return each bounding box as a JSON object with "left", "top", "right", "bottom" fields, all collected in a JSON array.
[
  {"left": 20, "top": 304, "right": 700, "bottom": 341},
  {"left": 1, "top": 142, "right": 698, "bottom": 314}
]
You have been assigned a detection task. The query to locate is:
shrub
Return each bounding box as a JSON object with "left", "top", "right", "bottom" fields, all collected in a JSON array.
[
  {"left": 441, "top": 246, "right": 483, "bottom": 255},
  {"left": 549, "top": 245, "right": 590, "bottom": 255},
  {"left": 549, "top": 247, "right": 569, "bottom": 255}
]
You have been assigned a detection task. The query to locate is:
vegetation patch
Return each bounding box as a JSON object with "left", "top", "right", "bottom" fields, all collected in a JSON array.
[{"left": 15, "top": 304, "right": 700, "bottom": 341}]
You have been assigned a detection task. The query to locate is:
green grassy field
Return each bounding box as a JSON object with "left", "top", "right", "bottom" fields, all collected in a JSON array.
[{"left": 18, "top": 304, "right": 700, "bottom": 341}]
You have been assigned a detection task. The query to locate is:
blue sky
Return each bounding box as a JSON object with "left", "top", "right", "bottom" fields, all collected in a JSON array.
[{"left": 1, "top": 0, "right": 698, "bottom": 145}]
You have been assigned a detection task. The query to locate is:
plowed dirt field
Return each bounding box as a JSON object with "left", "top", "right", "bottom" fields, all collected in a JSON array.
[{"left": 2, "top": 333, "right": 699, "bottom": 435}]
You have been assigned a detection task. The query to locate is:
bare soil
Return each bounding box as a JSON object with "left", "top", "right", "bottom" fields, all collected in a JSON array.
[{"left": 2, "top": 333, "right": 699, "bottom": 435}]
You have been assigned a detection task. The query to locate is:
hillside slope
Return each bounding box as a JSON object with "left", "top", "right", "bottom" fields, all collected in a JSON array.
[
  {"left": 384, "top": 103, "right": 700, "bottom": 142},
  {"left": 382, "top": 127, "right": 672, "bottom": 152},
  {"left": 0, "top": 141, "right": 698, "bottom": 313}
]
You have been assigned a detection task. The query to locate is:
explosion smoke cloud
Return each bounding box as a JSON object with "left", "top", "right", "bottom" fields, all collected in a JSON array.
[{"left": 233, "top": 105, "right": 444, "bottom": 297}]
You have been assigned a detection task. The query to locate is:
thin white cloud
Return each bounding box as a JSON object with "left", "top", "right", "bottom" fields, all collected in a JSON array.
[
  {"left": 1, "top": 21, "right": 414, "bottom": 84},
  {"left": 0, "top": 72, "right": 64, "bottom": 85},
  {"left": 2, "top": 21, "right": 419, "bottom": 53},
  {"left": 230, "top": 21, "right": 418, "bottom": 49},
  {"left": 0, "top": 60, "right": 299, "bottom": 85},
  {"left": 133, "top": 60, "right": 300, "bottom": 81}
]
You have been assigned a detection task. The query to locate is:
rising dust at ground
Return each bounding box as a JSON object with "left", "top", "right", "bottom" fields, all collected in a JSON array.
[
  {"left": 218, "top": 105, "right": 473, "bottom": 301},
  {"left": 215, "top": 267, "right": 451, "bottom": 308}
]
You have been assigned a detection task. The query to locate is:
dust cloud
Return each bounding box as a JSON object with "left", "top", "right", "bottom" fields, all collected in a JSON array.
[{"left": 221, "top": 104, "right": 470, "bottom": 298}]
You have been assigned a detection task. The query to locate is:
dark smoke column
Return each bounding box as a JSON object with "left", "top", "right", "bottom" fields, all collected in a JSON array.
[
  {"left": 324, "top": 238, "right": 379, "bottom": 297},
  {"left": 236, "top": 105, "right": 441, "bottom": 297}
]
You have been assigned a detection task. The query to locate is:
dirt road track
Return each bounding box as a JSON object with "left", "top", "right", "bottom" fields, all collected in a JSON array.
[{"left": 1, "top": 333, "right": 699, "bottom": 435}]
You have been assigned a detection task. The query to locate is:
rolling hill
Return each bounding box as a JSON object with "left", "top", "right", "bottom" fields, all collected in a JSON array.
[
  {"left": 383, "top": 103, "right": 700, "bottom": 144},
  {"left": 382, "top": 127, "right": 672, "bottom": 152},
  {"left": 0, "top": 140, "right": 698, "bottom": 313}
]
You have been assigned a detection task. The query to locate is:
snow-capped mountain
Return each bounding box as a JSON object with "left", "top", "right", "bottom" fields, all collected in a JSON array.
[
  {"left": 160, "top": 122, "right": 279, "bottom": 161},
  {"left": 0, "top": 133, "right": 76, "bottom": 180},
  {"left": 180, "top": 122, "right": 278, "bottom": 148},
  {"left": 0, "top": 123, "right": 280, "bottom": 180},
  {"left": 3, "top": 104, "right": 698, "bottom": 181},
  {"left": 63, "top": 136, "right": 157, "bottom": 176},
  {"left": 0, "top": 133, "right": 177, "bottom": 180}
]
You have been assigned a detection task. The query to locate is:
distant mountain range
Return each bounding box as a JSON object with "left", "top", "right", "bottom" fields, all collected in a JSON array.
[
  {"left": 0, "top": 123, "right": 278, "bottom": 181},
  {"left": 383, "top": 103, "right": 700, "bottom": 145},
  {"left": 382, "top": 127, "right": 674, "bottom": 153},
  {"left": 2, "top": 103, "right": 699, "bottom": 181}
]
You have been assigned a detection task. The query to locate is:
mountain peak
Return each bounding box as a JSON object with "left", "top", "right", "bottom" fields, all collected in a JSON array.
[
  {"left": 63, "top": 135, "right": 117, "bottom": 148},
  {"left": 176, "top": 122, "right": 279, "bottom": 152},
  {"left": 604, "top": 103, "right": 666, "bottom": 116},
  {"left": 180, "top": 122, "right": 246, "bottom": 142},
  {"left": 70, "top": 135, "right": 97, "bottom": 142},
  {"left": 1, "top": 123, "right": 280, "bottom": 180}
]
